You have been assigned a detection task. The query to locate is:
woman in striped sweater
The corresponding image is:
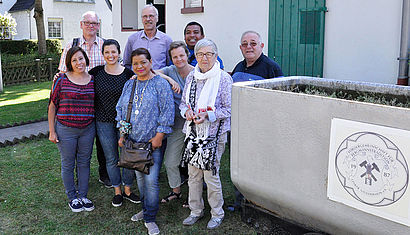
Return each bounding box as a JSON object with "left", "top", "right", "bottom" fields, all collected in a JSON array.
[{"left": 48, "top": 46, "right": 96, "bottom": 213}]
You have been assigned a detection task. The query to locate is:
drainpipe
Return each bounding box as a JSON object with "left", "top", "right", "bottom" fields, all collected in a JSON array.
[{"left": 397, "top": 0, "right": 410, "bottom": 85}]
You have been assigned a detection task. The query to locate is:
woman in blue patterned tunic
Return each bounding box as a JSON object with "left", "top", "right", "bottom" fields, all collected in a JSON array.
[{"left": 115, "top": 48, "right": 174, "bottom": 235}]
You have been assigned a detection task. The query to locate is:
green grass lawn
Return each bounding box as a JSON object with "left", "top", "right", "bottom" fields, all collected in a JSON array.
[
  {"left": 0, "top": 81, "right": 52, "bottom": 126},
  {"left": 0, "top": 138, "right": 257, "bottom": 234}
]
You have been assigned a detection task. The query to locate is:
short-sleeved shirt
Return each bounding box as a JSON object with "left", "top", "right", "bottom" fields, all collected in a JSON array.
[
  {"left": 123, "top": 30, "right": 172, "bottom": 70},
  {"left": 231, "top": 53, "right": 283, "bottom": 82},
  {"left": 51, "top": 74, "right": 95, "bottom": 128},
  {"left": 89, "top": 66, "right": 135, "bottom": 123},
  {"left": 187, "top": 48, "right": 224, "bottom": 69},
  {"left": 58, "top": 36, "right": 105, "bottom": 72},
  {"left": 160, "top": 65, "right": 187, "bottom": 129}
]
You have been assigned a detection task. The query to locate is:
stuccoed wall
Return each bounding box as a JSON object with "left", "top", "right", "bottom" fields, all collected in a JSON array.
[{"left": 231, "top": 77, "right": 410, "bottom": 234}]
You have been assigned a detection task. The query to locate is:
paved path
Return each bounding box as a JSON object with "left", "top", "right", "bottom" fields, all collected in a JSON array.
[{"left": 0, "top": 121, "right": 48, "bottom": 145}]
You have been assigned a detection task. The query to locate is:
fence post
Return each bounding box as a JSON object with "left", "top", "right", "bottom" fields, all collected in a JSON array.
[
  {"left": 35, "top": 58, "right": 41, "bottom": 81},
  {"left": 0, "top": 49, "right": 3, "bottom": 93},
  {"left": 48, "top": 58, "right": 53, "bottom": 81}
]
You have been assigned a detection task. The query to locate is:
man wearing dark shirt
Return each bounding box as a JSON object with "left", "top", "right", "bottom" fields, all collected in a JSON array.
[
  {"left": 184, "top": 21, "right": 224, "bottom": 69},
  {"left": 228, "top": 31, "right": 283, "bottom": 212},
  {"left": 232, "top": 30, "right": 283, "bottom": 82}
]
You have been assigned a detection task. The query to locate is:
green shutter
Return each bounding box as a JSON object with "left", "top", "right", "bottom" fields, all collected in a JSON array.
[{"left": 269, "top": 0, "right": 326, "bottom": 77}]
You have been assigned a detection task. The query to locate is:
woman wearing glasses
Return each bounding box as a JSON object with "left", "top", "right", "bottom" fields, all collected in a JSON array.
[{"left": 180, "top": 39, "right": 232, "bottom": 230}]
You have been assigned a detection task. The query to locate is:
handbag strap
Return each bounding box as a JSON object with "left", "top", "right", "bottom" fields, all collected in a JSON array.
[{"left": 125, "top": 79, "right": 137, "bottom": 123}]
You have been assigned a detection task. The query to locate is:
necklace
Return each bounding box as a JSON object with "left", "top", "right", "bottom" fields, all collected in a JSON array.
[{"left": 134, "top": 78, "right": 150, "bottom": 115}]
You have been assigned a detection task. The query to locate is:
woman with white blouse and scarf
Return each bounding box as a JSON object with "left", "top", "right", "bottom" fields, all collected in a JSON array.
[{"left": 180, "top": 39, "right": 232, "bottom": 230}]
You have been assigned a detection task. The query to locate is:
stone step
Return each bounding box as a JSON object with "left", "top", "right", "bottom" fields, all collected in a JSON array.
[{"left": 0, "top": 121, "right": 49, "bottom": 147}]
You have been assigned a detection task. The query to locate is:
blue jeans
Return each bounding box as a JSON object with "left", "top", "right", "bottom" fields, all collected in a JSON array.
[
  {"left": 96, "top": 121, "right": 134, "bottom": 187},
  {"left": 56, "top": 121, "right": 95, "bottom": 201},
  {"left": 135, "top": 148, "right": 163, "bottom": 223}
]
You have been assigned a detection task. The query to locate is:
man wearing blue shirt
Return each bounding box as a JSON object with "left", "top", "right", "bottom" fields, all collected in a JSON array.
[
  {"left": 184, "top": 22, "right": 224, "bottom": 69},
  {"left": 232, "top": 30, "right": 283, "bottom": 82},
  {"left": 123, "top": 5, "right": 172, "bottom": 70}
]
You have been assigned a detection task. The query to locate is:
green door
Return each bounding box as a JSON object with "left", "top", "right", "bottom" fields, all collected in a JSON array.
[{"left": 268, "top": 0, "right": 326, "bottom": 77}]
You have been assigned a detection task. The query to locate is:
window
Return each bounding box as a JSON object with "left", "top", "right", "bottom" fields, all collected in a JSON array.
[
  {"left": 96, "top": 20, "right": 101, "bottom": 37},
  {"left": 48, "top": 18, "right": 63, "bottom": 39},
  {"left": 121, "top": 0, "right": 138, "bottom": 31},
  {"left": 300, "top": 11, "right": 320, "bottom": 44},
  {"left": 54, "top": 0, "right": 95, "bottom": 3},
  {"left": 181, "top": 0, "right": 204, "bottom": 14},
  {"left": 0, "top": 27, "right": 12, "bottom": 39}
]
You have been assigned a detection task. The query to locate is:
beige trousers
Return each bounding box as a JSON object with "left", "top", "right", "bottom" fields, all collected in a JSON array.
[{"left": 188, "top": 133, "right": 227, "bottom": 219}]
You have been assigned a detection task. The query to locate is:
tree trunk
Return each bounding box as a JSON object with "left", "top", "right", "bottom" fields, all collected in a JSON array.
[{"left": 34, "top": 0, "right": 47, "bottom": 55}]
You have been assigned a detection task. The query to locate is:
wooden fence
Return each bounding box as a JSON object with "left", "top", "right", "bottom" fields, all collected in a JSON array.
[{"left": 2, "top": 58, "right": 59, "bottom": 86}]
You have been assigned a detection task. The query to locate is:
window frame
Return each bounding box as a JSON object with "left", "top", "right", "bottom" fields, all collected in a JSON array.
[
  {"left": 181, "top": 0, "right": 204, "bottom": 14},
  {"left": 47, "top": 18, "right": 63, "bottom": 39},
  {"left": 54, "top": 0, "right": 95, "bottom": 3}
]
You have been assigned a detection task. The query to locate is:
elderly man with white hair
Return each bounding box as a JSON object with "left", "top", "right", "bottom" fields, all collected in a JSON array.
[
  {"left": 180, "top": 38, "right": 232, "bottom": 230},
  {"left": 123, "top": 4, "right": 172, "bottom": 70},
  {"left": 232, "top": 30, "right": 283, "bottom": 82}
]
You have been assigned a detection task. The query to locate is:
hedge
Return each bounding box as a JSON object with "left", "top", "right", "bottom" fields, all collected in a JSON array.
[{"left": 0, "top": 39, "right": 62, "bottom": 55}]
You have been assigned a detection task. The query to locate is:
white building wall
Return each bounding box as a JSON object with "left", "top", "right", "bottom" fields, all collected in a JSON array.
[
  {"left": 112, "top": 0, "right": 146, "bottom": 55},
  {"left": 323, "top": 0, "right": 403, "bottom": 84},
  {"left": 0, "top": 0, "right": 17, "bottom": 15},
  {"left": 44, "top": 0, "right": 112, "bottom": 46},
  {"left": 166, "top": 0, "right": 269, "bottom": 72},
  {"left": 11, "top": 10, "right": 31, "bottom": 40},
  {"left": 8, "top": 1, "right": 112, "bottom": 46}
]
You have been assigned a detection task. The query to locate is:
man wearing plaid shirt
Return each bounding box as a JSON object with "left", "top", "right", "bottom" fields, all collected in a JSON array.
[
  {"left": 58, "top": 11, "right": 111, "bottom": 188},
  {"left": 58, "top": 11, "right": 105, "bottom": 72}
]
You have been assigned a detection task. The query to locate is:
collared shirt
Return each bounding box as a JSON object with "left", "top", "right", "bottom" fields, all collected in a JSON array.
[
  {"left": 58, "top": 36, "right": 105, "bottom": 72},
  {"left": 123, "top": 30, "right": 172, "bottom": 70},
  {"left": 231, "top": 53, "right": 284, "bottom": 82}
]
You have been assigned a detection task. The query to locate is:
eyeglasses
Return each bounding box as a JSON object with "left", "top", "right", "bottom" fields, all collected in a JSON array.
[
  {"left": 142, "top": 14, "right": 156, "bottom": 19},
  {"left": 82, "top": 21, "right": 100, "bottom": 27},
  {"left": 196, "top": 52, "right": 215, "bottom": 59},
  {"left": 241, "top": 42, "right": 259, "bottom": 48}
]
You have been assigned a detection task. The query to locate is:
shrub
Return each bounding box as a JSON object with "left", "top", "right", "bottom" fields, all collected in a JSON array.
[
  {"left": 0, "top": 12, "right": 17, "bottom": 39},
  {"left": 0, "top": 39, "right": 62, "bottom": 55}
]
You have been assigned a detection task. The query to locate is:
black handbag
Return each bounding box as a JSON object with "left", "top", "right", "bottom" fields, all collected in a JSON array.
[{"left": 117, "top": 79, "right": 154, "bottom": 174}]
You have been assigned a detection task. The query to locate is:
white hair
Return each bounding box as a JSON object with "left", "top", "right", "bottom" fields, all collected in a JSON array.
[
  {"left": 81, "top": 11, "right": 99, "bottom": 22},
  {"left": 194, "top": 38, "right": 218, "bottom": 55},
  {"left": 142, "top": 4, "right": 159, "bottom": 16},
  {"left": 240, "top": 30, "right": 262, "bottom": 43}
]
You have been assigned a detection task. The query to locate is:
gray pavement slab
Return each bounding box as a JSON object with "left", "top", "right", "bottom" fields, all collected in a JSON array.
[{"left": 0, "top": 121, "right": 49, "bottom": 144}]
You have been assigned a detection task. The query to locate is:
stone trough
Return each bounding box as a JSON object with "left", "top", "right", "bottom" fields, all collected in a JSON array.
[{"left": 231, "top": 76, "right": 410, "bottom": 234}]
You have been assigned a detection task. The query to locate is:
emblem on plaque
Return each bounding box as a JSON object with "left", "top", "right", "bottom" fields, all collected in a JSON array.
[{"left": 335, "top": 132, "right": 409, "bottom": 206}]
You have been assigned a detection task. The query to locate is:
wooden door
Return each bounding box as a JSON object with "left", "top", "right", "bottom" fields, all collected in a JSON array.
[{"left": 268, "top": 0, "right": 326, "bottom": 77}]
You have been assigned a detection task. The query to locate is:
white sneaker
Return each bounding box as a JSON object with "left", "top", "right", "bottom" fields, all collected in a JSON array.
[
  {"left": 144, "top": 222, "right": 160, "bottom": 235},
  {"left": 131, "top": 210, "right": 143, "bottom": 222}
]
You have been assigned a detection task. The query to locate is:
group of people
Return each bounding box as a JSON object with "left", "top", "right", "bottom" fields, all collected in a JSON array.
[{"left": 48, "top": 4, "right": 283, "bottom": 235}]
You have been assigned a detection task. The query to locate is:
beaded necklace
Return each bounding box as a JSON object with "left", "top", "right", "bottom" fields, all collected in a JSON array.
[{"left": 134, "top": 78, "right": 150, "bottom": 115}]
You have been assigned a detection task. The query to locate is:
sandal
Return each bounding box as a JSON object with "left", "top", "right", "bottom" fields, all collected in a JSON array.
[
  {"left": 182, "top": 198, "right": 189, "bottom": 208},
  {"left": 161, "top": 191, "right": 182, "bottom": 203}
]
